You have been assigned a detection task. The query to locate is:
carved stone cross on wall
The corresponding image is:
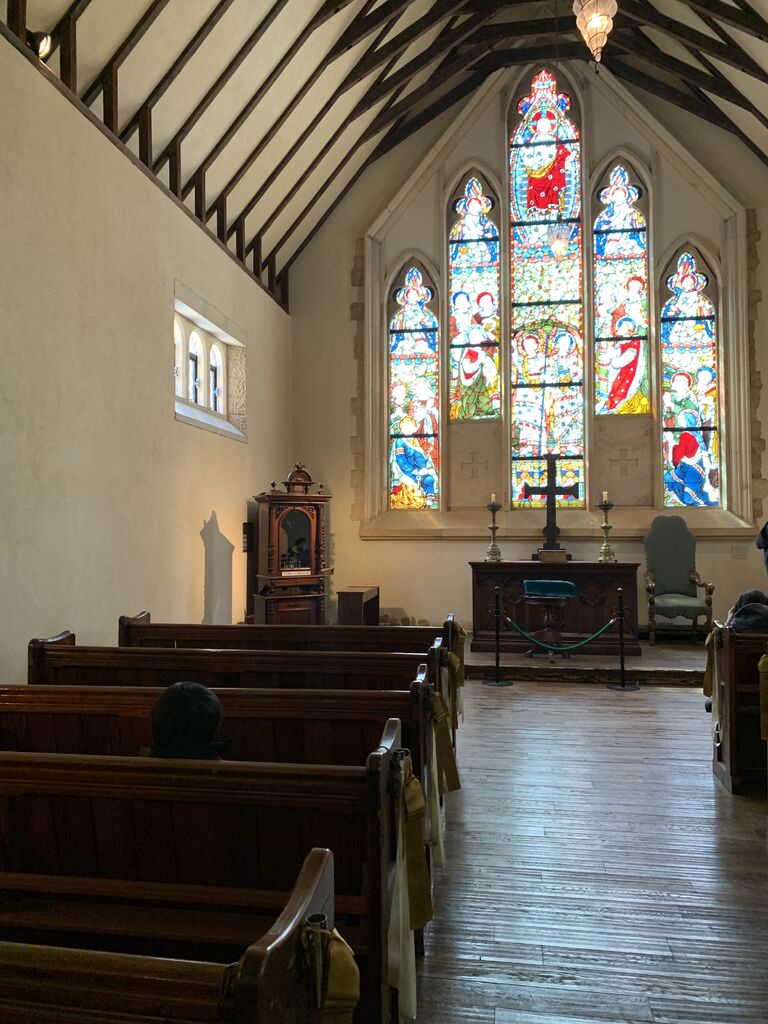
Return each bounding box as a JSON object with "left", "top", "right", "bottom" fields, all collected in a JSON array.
[
  {"left": 609, "top": 448, "right": 639, "bottom": 477},
  {"left": 522, "top": 453, "right": 579, "bottom": 551},
  {"left": 461, "top": 451, "right": 489, "bottom": 479}
]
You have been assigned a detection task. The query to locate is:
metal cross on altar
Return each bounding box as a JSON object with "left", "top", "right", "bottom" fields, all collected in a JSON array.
[{"left": 522, "top": 453, "right": 579, "bottom": 550}]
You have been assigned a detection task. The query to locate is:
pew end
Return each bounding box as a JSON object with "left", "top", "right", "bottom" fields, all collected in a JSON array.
[
  {"left": 712, "top": 626, "right": 767, "bottom": 795},
  {"left": 28, "top": 631, "right": 76, "bottom": 685},
  {"left": 118, "top": 611, "right": 151, "bottom": 647}
]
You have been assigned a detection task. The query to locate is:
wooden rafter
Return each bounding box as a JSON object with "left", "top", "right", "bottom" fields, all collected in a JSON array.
[
  {"left": 227, "top": 6, "right": 402, "bottom": 242},
  {"left": 179, "top": 1, "right": 342, "bottom": 202},
  {"left": 205, "top": 0, "right": 379, "bottom": 222},
  {"left": 328, "top": 0, "right": 413, "bottom": 58},
  {"left": 688, "top": 46, "right": 768, "bottom": 133},
  {"left": 80, "top": 0, "right": 173, "bottom": 108},
  {"left": 314, "top": 0, "right": 364, "bottom": 29},
  {"left": 621, "top": 0, "right": 768, "bottom": 84},
  {"left": 119, "top": 0, "right": 239, "bottom": 144},
  {"left": 339, "top": 0, "right": 473, "bottom": 90},
  {"left": 152, "top": 0, "right": 289, "bottom": 174},
  {"left": 677, "top": 0, "right": 768, "bottom": 41}
]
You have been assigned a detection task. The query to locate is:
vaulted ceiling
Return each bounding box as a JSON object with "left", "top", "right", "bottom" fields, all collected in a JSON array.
[{"left": 4, "top": 0, "right": 768, "bottom": 308}]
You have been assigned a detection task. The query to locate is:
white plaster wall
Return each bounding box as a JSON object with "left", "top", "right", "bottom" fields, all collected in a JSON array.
[
  {"left": 0, "top": 41, "right": 292, "bottom": 682},
  {"left": 291, "top": 65, "right": 768, "bottom": 628}
]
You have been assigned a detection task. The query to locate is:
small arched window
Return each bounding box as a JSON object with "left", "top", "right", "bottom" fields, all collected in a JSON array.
[
  {"left": 660, "top": 249, "right": 720, "bottom": 508},
  {"left": 188, "top": 331, "right": 203, "bottom": 405},
  {"left": 173, "top": 318, "right": 184, "bottom": 397},
  {"left": 388, "top": 264, "right": 440, "bottom": 510},
  {"left": 209, "top": 343, "right": 224, "bottom": 413}
]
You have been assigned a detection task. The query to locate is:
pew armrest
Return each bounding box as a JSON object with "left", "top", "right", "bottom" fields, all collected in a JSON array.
[
  {"left": 690, "top": 572, "right": 714, "bottom": 606},
  {"left": 118, "top": 611, "right": 151, "bottom": 646}
]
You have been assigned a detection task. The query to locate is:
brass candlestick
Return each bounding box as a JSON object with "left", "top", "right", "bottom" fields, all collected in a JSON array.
[
  {"left": 598, "top": 500, "right": 616, "bottom": 562},
  {"left": 485, "top": 500, "right": 503, "bottom": 562}
]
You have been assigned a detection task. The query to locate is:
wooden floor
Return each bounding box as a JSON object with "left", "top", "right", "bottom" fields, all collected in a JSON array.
[{"left": 417, "top": 681, "right": 768, "bottom": 1024}]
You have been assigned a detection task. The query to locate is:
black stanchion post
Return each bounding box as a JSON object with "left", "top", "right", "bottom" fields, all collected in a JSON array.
[
  {"left": 482, "top": 585, "right": 512, "bottom": 688},
  {"left": 608, "top": 587, "right": 639, "bottom": 692}
]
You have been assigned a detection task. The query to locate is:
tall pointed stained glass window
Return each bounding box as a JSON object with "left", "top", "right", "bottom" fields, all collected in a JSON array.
[
  {"left": 661, "top": 252, "right": 720, "bottom": 507},
  {"left": 509, "top": 68, "right": 584, "bottom": 507},
  {"left": 448, "top": 176, "right": 501, "bottom": 420},
  {"left": 593, "top": 164, "right": 650, "bottom": 415},
  {"left": 388, "top": 265, "right": 440, "bottom": 510}
]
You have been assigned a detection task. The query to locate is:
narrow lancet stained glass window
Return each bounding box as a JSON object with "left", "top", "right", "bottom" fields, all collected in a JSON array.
[
  {"left": 509, "top": 68, "right": 584, "bottom": 507},
  {"left": 593, "top": 165, "right": 650, "bottom": 415},
  {"left": 448, "top": 176, "right": 501, "bottom": 420},
  {"left": 661, "top": 252, "right": 720, "bottom": 507},
  {"left": 388, "top": 266, "right": 440, "bottom": 509}
]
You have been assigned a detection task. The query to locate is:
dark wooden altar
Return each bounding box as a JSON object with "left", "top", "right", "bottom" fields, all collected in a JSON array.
[{"left": 470, "top": 561, "right": 641, "bottom": 656}]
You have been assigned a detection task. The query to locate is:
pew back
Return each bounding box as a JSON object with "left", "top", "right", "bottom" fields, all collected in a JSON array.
[
  {"left": 0, "top": 847, "right": 336, "bottom": 1024},
  {"left": 28, "top": 633, "right": 429, "bottom": 694},
  {"left": 0, "top": 748, "right": 394, "bottom": 1021},
  {"left": 119, "top": 610, "right": 455, "bottom": 655},
  {"left": 713, "top": 625, "right": 768, "bottom": 793},
  {"left": 0, "top": 683, "right": 429, "bottom": 778}
]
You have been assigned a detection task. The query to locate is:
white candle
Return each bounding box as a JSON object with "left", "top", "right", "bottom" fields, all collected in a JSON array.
[
  {"left": 491, "top": 493, "right": 496, "bottom": 504},
  {"left": 602, "top": 490, "right": 608, "bottom": 502}
]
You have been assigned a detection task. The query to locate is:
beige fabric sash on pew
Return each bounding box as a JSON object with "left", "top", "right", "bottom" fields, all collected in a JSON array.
[
  {"left": 302, "top": 925, "right": 360, "bottom": 1024},
  {"left": 432, "top": 693, "right": 460, "bottom": 796},
  {"left": 388, "top": 754, "right": 433, "bottom": 1021},
  {"left": 758, "top": 655, "right": 768, "bottom": 741}
]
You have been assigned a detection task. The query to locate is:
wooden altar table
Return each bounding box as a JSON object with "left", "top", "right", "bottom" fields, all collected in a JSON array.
[{"left": 470, "top": 561, "right": 641, "bottom": 657}]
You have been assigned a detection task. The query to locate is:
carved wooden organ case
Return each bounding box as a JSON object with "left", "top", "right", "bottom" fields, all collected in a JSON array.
[{"left": 245, "top": 464, "right": 332, "bottom": 624}]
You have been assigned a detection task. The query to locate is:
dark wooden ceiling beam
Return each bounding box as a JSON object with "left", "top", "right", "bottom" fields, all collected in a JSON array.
[
  {"left": 611, "top": 30, "right": 753, "bottom": 110},
  {"left": 622, "top": 0, "right": 768, "bottom": 84},
  {"left": 180, "top": 1, "right": 349, "bottom": 201},
  {"left": 119, "top": 0, "right": 238, "bottom": 143},
  {"left": 152, "top": 0, "right": 289, "bottom": 174},
  {"left": 677, "top": 0, "right": 768, "bottom": 41},
  {"left": 602, "top": 55, "right": 737, "bottom": 130},
  {"left": 229, "top": 7, "right": 404, "bottom": 240},
  {"left": 205, "top": 0, "right": 378, "bottom": 220},
  {"left": 328, "top": 0, "right": 412, "bottom": 58},
  {"left": 695, "top": 7, "right": 768, "bottom": 84},
  {"left": 6, "top": 0, "right": 26, "bottom": 40},
  {"left": 688, "top": 45, "right": 768, "bottom": 133},
  {"left": 684, "top": 79, "right": 768, "bottom": 167},
  {"left": 80, "top": 0, "right": 172, "bottom": 107},
  {"left": 340, "top": 0, "right": 473, "bottom": 90},
  {"left": 314, "top": 0, "right": 364, "bottom": 28}
]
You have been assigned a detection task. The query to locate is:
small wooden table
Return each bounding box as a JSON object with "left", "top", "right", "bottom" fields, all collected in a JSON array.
[
  {"left": 470, "top": 561, "right": 641, "bottom": 656},
  {"left": 338, "top": 586, "right": 380, "bottom": 625}
]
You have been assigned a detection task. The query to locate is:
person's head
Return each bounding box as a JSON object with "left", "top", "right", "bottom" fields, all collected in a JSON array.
[
  {"left": 452, "top": 290, "right": 471, "bottom": 315},
  {"left": 733, "top": 589, "right": 768, "bottom": 614},
  {"left": 151, "top": 681, "right": 222, "bottom": 759}
]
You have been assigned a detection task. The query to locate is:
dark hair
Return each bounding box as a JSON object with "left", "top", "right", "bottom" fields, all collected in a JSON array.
[
  {"left": 150, "top": 681, "right": 222, "bottom": 759},
  {"left": 732, "top": 589, "right": 768, "bottom": 615}
]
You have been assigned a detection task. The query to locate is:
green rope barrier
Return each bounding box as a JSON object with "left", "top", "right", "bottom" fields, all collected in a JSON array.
[{"left": 505, "top": 615, "right": 617, "bottom": 654}]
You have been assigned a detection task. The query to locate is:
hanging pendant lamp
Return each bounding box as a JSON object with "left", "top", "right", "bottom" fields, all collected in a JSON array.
[{"left": 572, "top": 0, "right": 617, "bottom": 62}]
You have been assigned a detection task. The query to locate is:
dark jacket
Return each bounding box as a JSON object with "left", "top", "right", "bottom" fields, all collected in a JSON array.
[
  {"left": 756, "top": 523, "right": 768, "bottom": 573},
  {"left": 729, "top": 602, "right": 768, "bottom": 634}
]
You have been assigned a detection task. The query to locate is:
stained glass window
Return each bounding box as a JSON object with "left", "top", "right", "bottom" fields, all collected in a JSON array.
[
  {"left": 593, "top": 164, "right": 650, "bottom": 415},
  {"left": 661, "top": 252, "right": 720, "bottom": 507},
  {"left": 509, "top": 68, "right": 584, "bottom": 508},
  {"left": 388, "top": 266, "right": 440, "bottom": 510},
  {"left": 448, "top": 176, "right": 501, "bottom": 420}
]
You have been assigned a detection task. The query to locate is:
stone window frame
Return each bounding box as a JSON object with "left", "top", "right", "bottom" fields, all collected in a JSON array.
[{"left": 355, "top": 65, "right": 756, "bottom": 540}]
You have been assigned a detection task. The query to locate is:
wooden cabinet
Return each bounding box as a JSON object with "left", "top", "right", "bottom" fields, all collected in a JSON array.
[{"left": 244, "top": 465, "right": 332, "bottom": 625}]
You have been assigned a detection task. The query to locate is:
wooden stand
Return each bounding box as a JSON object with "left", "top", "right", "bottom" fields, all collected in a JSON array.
[{"left": 337, "top": 586, "right": 380, "bottom": 625}]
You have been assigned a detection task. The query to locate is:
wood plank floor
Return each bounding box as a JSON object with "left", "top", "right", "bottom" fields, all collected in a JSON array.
[{"left": 417, "top": 681, "right": 768, "bottom": 1024}]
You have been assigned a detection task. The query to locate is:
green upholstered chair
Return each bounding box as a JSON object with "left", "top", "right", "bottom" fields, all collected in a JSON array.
[{"left": 644, "top": 515, "right": 714, "bottom": 643}]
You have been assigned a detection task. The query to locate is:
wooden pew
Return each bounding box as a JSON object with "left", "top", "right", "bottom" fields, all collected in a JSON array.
[
  {"left": 29, "top": 632, "right": 431, "bottom": 695},
  {"left": 0, "top": 847, "right": 343, "bottom": 1024},
  {"left": 0, "top": 682, "right": 430, "bottom": 780},
  {"left": 119, "top": 611, "right": 455, "bottom": 656},
  {"left": 712, "top": 625, "right": 768, "bottom": 794},
  {"left": 0, "top": 742, "right": 398, "bottom": 1023}
]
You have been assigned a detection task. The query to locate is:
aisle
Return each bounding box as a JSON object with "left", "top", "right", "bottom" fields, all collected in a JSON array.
[{"left": 416, "top": 681, "right": 768, "bottom": 1024}]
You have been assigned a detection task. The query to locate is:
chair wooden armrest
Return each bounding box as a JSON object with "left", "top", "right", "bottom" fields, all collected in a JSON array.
[
  {"left": 644, "top": 570, "right": 656, "bottom": 598},
  {"left": 689, "top": 571, "right": 715, "bottom": 603}
]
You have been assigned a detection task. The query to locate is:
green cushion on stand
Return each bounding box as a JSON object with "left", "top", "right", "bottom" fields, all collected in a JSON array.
[{"left": 523, "top": 580, "right": 577, "bottom": 599}]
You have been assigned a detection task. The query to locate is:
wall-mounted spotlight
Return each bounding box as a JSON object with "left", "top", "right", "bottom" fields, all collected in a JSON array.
[{"left": 26, "top": 30, "right": 53, "bottom": 60}]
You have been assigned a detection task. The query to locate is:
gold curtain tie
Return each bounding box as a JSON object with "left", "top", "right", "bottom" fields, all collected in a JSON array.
[
  {"left": 432, "top": 693, "right": 461, "bottom": 795},
  {"left": 399, "top": 754, "right": 433, "bottom": 930}
]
